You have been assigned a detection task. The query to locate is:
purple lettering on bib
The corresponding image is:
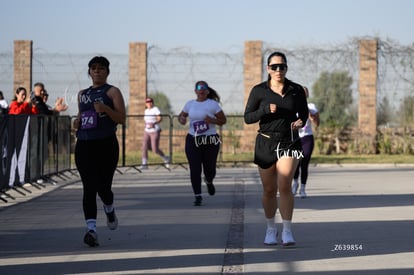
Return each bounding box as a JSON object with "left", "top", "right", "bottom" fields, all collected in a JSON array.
[
  {"left": 80, "top": 110, "right": 97, "bottom": 129},
  {"left": 193, "top": 120, "right": 209, "bottom": 134}
]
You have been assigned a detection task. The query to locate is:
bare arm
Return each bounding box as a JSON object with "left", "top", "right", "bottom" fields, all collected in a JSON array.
[
  {"left": 72, "top": 90, "right": 83, "bottom": 129},
  {"left": 94, "top": 86, "right": 126, "bottom": 125},
  {"left": 309, "top": 112, "right": 320, "bottom": 129},
  {"left": 177, "top": 111, "right": 188, "bottom": 125},
  {"left": 204, "top": 110, "right": 227, "bottom": 126}
]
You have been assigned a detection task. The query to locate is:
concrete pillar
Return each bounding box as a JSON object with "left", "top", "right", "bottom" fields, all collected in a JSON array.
[
  {"left": 13, "top": 40, "right": 32, "bottom": 93},
  {"left": 241, "top": 41, "right": 263, "bottom": 152},
  {"left": 358, "top": 39, "right": 378, "bottom": 138}
]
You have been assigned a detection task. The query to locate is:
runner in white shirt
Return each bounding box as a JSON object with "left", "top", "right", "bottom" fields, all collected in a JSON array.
[
  {"left": 177, "top": 81, "right": 227, "bottom": 206},
  {"left": 292, "top": 87, "right": 320, "bottom": 198},
  {"left": 140, "top": 97, "right": 170, "bottom": 169}
]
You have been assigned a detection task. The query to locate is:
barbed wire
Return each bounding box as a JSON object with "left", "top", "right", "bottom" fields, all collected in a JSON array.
[{"left": 0, "top": 37, "right": 413, "bottom": 120}]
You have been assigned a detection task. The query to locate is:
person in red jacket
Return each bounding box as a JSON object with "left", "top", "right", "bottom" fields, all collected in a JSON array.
[{"left": 8, "top": 87, "right": 38, "bottom": 115}]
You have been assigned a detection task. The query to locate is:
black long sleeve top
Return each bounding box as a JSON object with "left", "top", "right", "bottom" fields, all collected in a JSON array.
[{"left": 244, "top": 78, "right": 309, "bottom": 136}]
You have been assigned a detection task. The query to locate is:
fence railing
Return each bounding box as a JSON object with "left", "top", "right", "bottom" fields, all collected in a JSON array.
[
  {"left": 1, "top": 113, "right": 413, "bottom": 194},
  {"left": 0, "top": 115, "right": 72, "bottom": 192},
  {"left": 0, "top": 114, "right": 252, "bottom": 193},
  {"left": 119, "top": 114, "right": 250, "bottom": 168}
]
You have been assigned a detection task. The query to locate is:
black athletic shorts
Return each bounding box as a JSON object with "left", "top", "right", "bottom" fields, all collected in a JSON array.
[{"left": 254, "top": 132, "right": 303, "bottom": 169}]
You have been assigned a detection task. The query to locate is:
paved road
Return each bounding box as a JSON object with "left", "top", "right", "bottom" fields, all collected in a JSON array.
[{"left": 0, "top": 164, "right": 413, "bottom": 274}]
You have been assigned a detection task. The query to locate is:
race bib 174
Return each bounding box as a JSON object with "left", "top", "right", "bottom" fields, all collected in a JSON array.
[{"left": 80, "top": 110, "right": 97, "bottom": 129}]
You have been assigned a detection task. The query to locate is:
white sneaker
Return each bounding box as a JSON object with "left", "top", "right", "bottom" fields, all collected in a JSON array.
[
  {"left": 164, "top": 157, "right": 170, "bottom": 169},
  {"left": 300, "top": 189, "right": 307, "bottom": 198},
  {"left": 105, "top": 209, "right": 118, "bottom": 230},
  {"left": 292, "top": 181, "right": 298, "bottom": 195},
  {"left": 139, "top": 164, "right": 148, "bottom": 170},
  {"left": 281, "top": 230, "right": 296, "bottom": 246},
  {"left": 264, "top": 227, "right": 278, "bottom": 245}
]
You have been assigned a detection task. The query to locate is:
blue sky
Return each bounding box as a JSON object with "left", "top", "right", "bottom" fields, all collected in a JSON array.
[
  {"left": 0, "top": 0, "right": 413, "bottom": 115},
  {"left": 0, "top": 0, "right": 413, "bottom": 53}
]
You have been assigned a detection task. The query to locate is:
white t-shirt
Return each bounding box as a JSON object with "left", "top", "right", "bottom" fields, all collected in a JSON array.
[
  {"left": 144, "top": 106, "right": 161, "bottom": 133},
  {"left": 299, "top": 102, "right": 318, "bottom": 137},
  {"left": 182, "top": 99, "right": 222, "bottom": 136}
]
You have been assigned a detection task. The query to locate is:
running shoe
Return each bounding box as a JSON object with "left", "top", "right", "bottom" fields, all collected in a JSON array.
[
  {"left": 84, "top": 230, "right": 99, "bottom": 247},
  {"left": 300, "top": 189, "right": 307, "bottom": 198},
  {"left": 264, "top": 227, "right": 278, "bottom": 245},
  {"left": 194, "top": 195, "right": 202, "bottom": 206},
  {"left": 206, "top": 182, "right": 215, "bottom": 196},
  {"left": 105, "top": 209, "right": 118, "bottom": 230},
  {"left": 164, "top": 156, "right": 170, "bottom": 169},
  {"left": 281, "top": 230, "right": 296, "bottom": 246},
  {"left": 292, "top": 181, "right": 298, "bottom": 195}
]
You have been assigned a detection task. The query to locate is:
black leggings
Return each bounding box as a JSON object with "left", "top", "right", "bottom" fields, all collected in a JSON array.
[
  {"left": 75, "top": 135, "right": 119, "bottom": 220},
  {"left": 185, "top": 134, "right": 220, "bottom": 195},
  {"left": 294, "top": 135, "right": 315, "bottom": 185}
]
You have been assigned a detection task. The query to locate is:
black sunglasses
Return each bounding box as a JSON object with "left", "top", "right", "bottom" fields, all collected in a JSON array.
[{"left": 268, "top": 63, "right": 287, "bottom": 71}]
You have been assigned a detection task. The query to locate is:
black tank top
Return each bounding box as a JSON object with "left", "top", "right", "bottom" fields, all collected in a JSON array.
[{"left": 76, "top": 84, "right": 117, "bottom": 140}]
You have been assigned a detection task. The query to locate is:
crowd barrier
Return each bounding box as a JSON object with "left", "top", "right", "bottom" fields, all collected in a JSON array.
[
  {"left": 0, "top": 113, "right": 249, "bottom": 196},
  {"left": 0, "top": 115, "right": 72, "bottom": 194},
  {"left": 2, "top": 112, "right": 411, "bottom": 203}
]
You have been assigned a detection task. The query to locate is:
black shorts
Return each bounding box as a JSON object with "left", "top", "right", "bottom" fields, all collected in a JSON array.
[{"left": 254, "top": 132, "right": 303, "bottom": 169}]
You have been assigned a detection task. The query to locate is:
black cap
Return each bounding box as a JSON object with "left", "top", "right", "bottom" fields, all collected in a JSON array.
[{"left": 88, "top": 56, "right": 110, "bottom": 72}]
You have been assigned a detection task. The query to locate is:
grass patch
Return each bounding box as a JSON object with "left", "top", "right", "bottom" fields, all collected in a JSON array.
[
  {"left": 311, "top": 154, "right": 414, "bottom": 164},
  {"left": 117, "top": 151, "right": 414, "bottom": 166}
]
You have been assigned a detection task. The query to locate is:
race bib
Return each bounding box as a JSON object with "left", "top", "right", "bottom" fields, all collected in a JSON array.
[
  {"left": 80, "top": 110, "right": 97, "bottom": 129},
  {"left": 193, "top": 120, "right": 209, "bottom": 134}
]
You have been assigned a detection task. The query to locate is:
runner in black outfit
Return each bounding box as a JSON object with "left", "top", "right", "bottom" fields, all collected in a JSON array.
[
  {"left": 74, "top": 56, "right": 126, "bottom": 247},
  {"left": 244, "top": 51, "right": 308, "bottom": 246}
]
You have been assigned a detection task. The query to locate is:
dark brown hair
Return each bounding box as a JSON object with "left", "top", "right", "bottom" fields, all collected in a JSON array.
[{"left": 195, "top": 80, "right": 221, "bottom": 102}]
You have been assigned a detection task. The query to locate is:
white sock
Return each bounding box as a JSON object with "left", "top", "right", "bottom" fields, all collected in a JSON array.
[
  {"left": 103, "top": 204, "right": 114, "bottom": 213},
  {"left": 86, "top": 219, "right": 97, "bottom": 232},
  {"left": 282, "top": 220, "right": 292, "bottom": 232},
  {"left": 266, "top": 217, "right": 276, "bottom": 229},
  {"left": 300, "top": 184, "right": 306, "bottom": 191},
  {"left": 142, "top": 158, "right": 147, "bottom": 165},
  {"left": 293, "top": 179, "right": 298, "bottom": 185}
]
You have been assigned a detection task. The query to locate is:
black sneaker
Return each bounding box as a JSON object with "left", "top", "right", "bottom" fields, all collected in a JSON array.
[
  {"left": 193, "top": 195, "right": 202, "bottom": 206},
  {"left": 206, "top": 181, "right": 215, "bottom": 196},
  {"left": 105, "top": 209, "right": 118, "bottom": 230},
  {"left": 84, "top": 230, "right": 99, "bottom": 247}
]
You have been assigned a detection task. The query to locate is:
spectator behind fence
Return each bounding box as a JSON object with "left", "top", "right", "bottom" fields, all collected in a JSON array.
[
  {"left": 244, "top": 51, "right": 309, "bottom": 247},
  {"left": 73, "top": 56, "right": 126, "bottom": 247},
  {"left": 41, "top": 89, "right": 53, "bottom": 111},
  {"left": 140, "top": 97, "right": 170, "bottom": 169},
  {"left": 32, "top": 82, "right": 68, "bottom": 115},
  {"left": 0, "top": 91, "right": 9, "bottom": 114},
  {"left": 177, "top": 80, "right": 227, "bottom": 206},
  {"left": 292, "top": 86, "right": 320, "bottom": 198},
  {"left": 8, "top": 87, "right": 38, "bottom": 115}
]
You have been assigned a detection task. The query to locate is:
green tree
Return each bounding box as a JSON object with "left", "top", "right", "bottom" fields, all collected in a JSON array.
[
  {"left": 377, "top": 96, "right": 393, "bottom": 126},
  {"left": 311, "top": 71, "right": 354, "bottom": 128},
  {"left": 148, "top": 91, "right": 172, "bottom": 115},
  {"left": 397, "top": 95, "right": 414, "bottom": 127}
]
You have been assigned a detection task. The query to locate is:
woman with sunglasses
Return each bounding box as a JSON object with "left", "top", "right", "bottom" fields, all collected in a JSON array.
[
  {"left": 140, "top": 97, "right": 170, "bottom": 169},
  {"left": 244, "top": 51, "right": 308, "bottom": 246},
  {"left": 177, "top": 81, "right": 227, "bottom": 206}
]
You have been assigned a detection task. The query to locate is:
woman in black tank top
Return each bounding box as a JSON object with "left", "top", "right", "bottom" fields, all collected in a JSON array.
[{"left": 74, "top": 56, "right": 126, "bottom": 247}]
